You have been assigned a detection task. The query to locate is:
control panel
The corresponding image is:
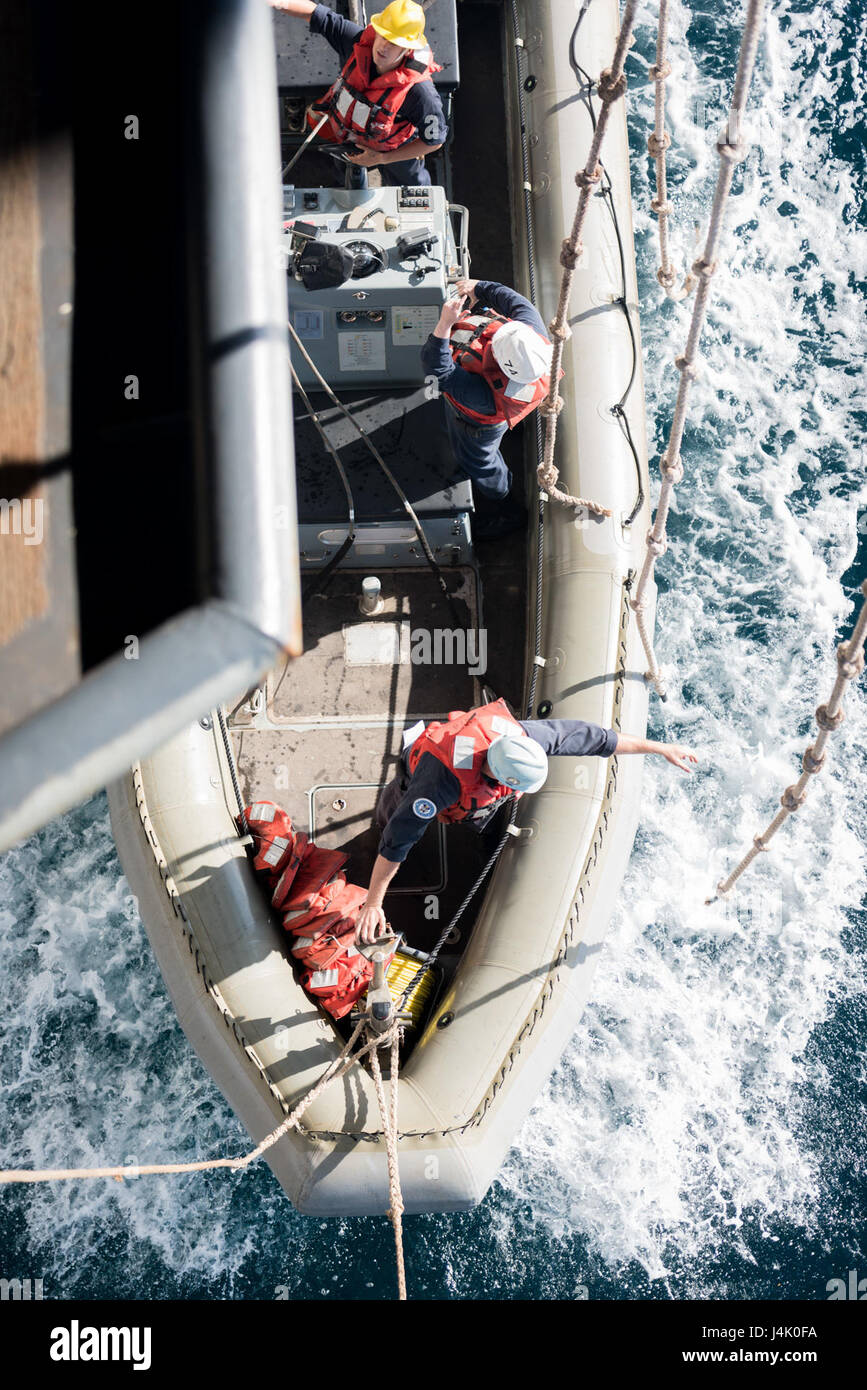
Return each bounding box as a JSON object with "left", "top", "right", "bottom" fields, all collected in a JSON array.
[{"left": 284, "top": 185, "right": 465, "bottom": 389}]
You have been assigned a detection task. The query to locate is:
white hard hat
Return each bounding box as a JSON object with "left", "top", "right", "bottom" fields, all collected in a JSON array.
[
  {"left": 486, "top": 734, "right": 549, "bottom": 794},
  {"left": 490, "top": 321, "right": 550, "bottom": 384}
]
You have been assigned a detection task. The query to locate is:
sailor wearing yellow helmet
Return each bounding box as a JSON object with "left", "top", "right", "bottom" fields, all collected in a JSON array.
[{"left": 270, "top": 2, "right": 447, "bottom": 189}]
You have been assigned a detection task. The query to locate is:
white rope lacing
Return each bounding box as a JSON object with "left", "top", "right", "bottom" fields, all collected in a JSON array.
[
  {"left": 648, "top": 0, "right": 697, "bottom": 300},
  {"left": 631, "top": 0, "right": 767, "bottom": 698},
  {"left": 535, "top": 0, "right": 640, "bottom": 517}
]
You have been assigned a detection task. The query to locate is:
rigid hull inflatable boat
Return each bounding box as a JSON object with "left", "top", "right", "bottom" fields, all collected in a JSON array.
[{"left": 109, "top": 0, "right": 656, "bottom": 1215}]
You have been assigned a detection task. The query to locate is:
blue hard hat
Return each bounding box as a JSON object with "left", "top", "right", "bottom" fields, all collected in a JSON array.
[{"left": 486, "top": 734, "right": 548, "bottom": 793}]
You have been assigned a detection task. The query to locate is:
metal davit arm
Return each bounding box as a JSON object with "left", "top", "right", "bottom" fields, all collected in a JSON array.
[{"left": 0, "top": 0, "right": 300, "bottom": 853}]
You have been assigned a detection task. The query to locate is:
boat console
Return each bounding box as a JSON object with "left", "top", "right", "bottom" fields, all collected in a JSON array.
[
  {"left": 284, "top": 185, "right": 465, "bottom": 388},
  {"left": 287, "top": 185, "right": 475, "bottom": 572}
]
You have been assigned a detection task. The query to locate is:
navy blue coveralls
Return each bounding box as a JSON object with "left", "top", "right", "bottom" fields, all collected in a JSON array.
[
  {"left": 420, "top": 281, "right": 547, "bottom": 501},
  {"left": 375, "top": 718, "right": 619, "bottom": 864},
  {"left": 309, "top": 4, "right": 448, "bottom": 189}
]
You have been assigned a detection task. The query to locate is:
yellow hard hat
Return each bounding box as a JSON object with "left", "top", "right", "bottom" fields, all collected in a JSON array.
[{"left": 370, "top": 0, "right": 426, "bottom": 50}]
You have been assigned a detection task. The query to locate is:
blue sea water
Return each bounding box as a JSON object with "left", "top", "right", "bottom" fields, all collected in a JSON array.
[{"left": 1, "top": 0, "right": 866, "bottom": 1300}]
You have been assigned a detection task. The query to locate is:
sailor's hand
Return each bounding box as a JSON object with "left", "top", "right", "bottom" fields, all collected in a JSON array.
[
  {"left": 659, "top": 744, "right": 698, "bottom": 772},
  {"left": 356, "top": 901, "right": 390, "bottom": 945},
  {"left": 345, "top": 148, "right": 380, "bottom": 167},
  {"left": 455, "top": 277, "right": 479, "bottom": 306},
  {"left": 436, "top": 293, "right": 467, "bottom": 334}
]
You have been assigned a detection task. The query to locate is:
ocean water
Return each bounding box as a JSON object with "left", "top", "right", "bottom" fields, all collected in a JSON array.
[{"left": 1, "top": 0, "right": 865, "bottom": 1300}]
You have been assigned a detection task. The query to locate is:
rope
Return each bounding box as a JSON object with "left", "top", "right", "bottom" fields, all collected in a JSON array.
[
  {"left": 535, "top": 0, "right": 640, "bottom": 516},
  {"left": 648, "top": 0, "right": 696, "bottom": 300},
  {"left": 216, "top": 705, "right": 249, "bottom": 836},
  {"left": 368, "top": 1028, "right": 407, "bottom": 1300},
  {"left": 0, "top": 1018, "right": 381, "bottom": 1184},
  {"left": 2, "top": 1010, "right": 410, "bottom": 1296},
  {"left": 395, "top": 795, "right": 517, "bottom": 1009},
  {"left": 707, "top": 579, "right": 867, "bottom": 903},
  {"left": 564, "top": 21, "right": 644, "bottom": 528},
  {"left": 508, "top": 0, "right": 548, "bottom": 716},
  {"left": 631, "top": 0, "right": 767, "bottom": 698}
]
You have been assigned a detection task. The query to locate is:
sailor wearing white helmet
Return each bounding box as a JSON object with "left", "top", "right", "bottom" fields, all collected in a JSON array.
[
  {"left": 421, "top": 277, "right": 560, "bottom": 540},
  {"left": 356, "top": 700, "right": 698, "bottom": 943}
]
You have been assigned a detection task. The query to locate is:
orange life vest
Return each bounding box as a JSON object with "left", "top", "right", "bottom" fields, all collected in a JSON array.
[
  {"left": 406, "top": 698, "right": 525, "bottom": 824},
  {"left": 302, "top": 944, "right": 397, "bottom": 1022},
  {"left": 240, "top": 802, "right": 299, "bottom": 882},
  {"left": 244, "top": 801, "right": 395, "bottom": 1021},
  {"left": 310, "top": 25, "right": 441, "bottom": 153},
  {"left": 442, "top": 312, "right": 553, "bottom": 429}
]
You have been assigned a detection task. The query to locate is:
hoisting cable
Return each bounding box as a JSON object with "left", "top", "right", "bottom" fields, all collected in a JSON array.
[
  {"left": 630, "top": 0, "right": 767, "bottom": 700},
  {"left": 706, "top": 579, "right": 867, "bottom": 904},
  {"left": 535, "top": 0, "right": 640, "bottom": 518},
  {"left": 396, "top": 3, "right": 650, "bottom": 1007},
  {"left": 290, "top": 361, "right": 357, "bottom": 600},
  {"left": 397, "top": 3, "right": 651, "bottom": 1011},
  {"left": 648, "top": 0, "right": 697, "bottom": 300},
  {"left": 282, "top": 111, "right": 329, "bottom": 179},
  {"left": 287, "top": 321, "right": 465, "bottom": 631}
]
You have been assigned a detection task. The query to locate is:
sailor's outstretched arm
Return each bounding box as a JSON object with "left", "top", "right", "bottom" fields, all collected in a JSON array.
[
  {"left": 269, "top": 1, "right": 317, "bottom": 19},
  {"left": 522, "top": 718, "right": 698, "bottom": 772},
  {"left": 612, "top": 733, "right": 698, "bottom": 771},
  {"left": 456, "top": 278, "right": 548, "bottom": 338}
]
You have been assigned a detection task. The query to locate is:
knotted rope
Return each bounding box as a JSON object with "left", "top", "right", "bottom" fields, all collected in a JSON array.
[
  {"left": 631, "top": 0, "right": 767, "bottom": 697},
  {"left": 0, "top": 1018, "right": 392, "bottom": 1185},
  {"left": 536, "top": 0, "right": 639, "bottom": 518},
  {"left": 368, "top": 1027, "right": 407, "bottom": 1301},
  {"left": 0, "top": 1011, "right": 410, "bottom": 1295},
  {"left": 648, "top": 0, "right": 697, "bottom": 300},
  {"left": 708, "top": 579, "right": 867, "bottom": 903}
]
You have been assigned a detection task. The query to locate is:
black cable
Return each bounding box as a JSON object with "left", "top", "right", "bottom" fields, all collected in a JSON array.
[
  {"left": 291, "top": 362, "right": 357, "bottom": 600},
  {"left": 216, "top": 706, "right": 249, "bottom": 839},
  {"left": 510, "top": 0, "right": 539, "bottom": 306},
  {"left": 287, "top": 321, "right": 465, "bottom": 630},
  {"left": 396, "top": 796, "right": 518, "bottom": 1008},
  {"left": 568, "top": 17, "right": 645, "bottom": 523},
  {"left": 509, "top": 0, "right": 547, "bottom": 721}
]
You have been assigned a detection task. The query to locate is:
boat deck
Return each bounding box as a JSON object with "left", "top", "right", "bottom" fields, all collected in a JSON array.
[{"left": 229, "top": 0, "right": 529, "bottom": 958}]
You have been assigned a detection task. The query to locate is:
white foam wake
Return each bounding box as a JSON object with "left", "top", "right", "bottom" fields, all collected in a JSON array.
[{"left": 497, "top": 0, "right": 867, "bottom": 1288}]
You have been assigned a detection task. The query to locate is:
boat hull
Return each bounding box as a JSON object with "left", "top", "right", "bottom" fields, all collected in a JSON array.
[{"left": 109, "top": 0, "right": 657, "bottom": 1216}]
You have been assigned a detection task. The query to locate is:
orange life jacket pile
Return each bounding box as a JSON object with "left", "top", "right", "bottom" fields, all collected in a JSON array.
[{"left": 239, "top": 801, "right": 395, "bottom": 1020}]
